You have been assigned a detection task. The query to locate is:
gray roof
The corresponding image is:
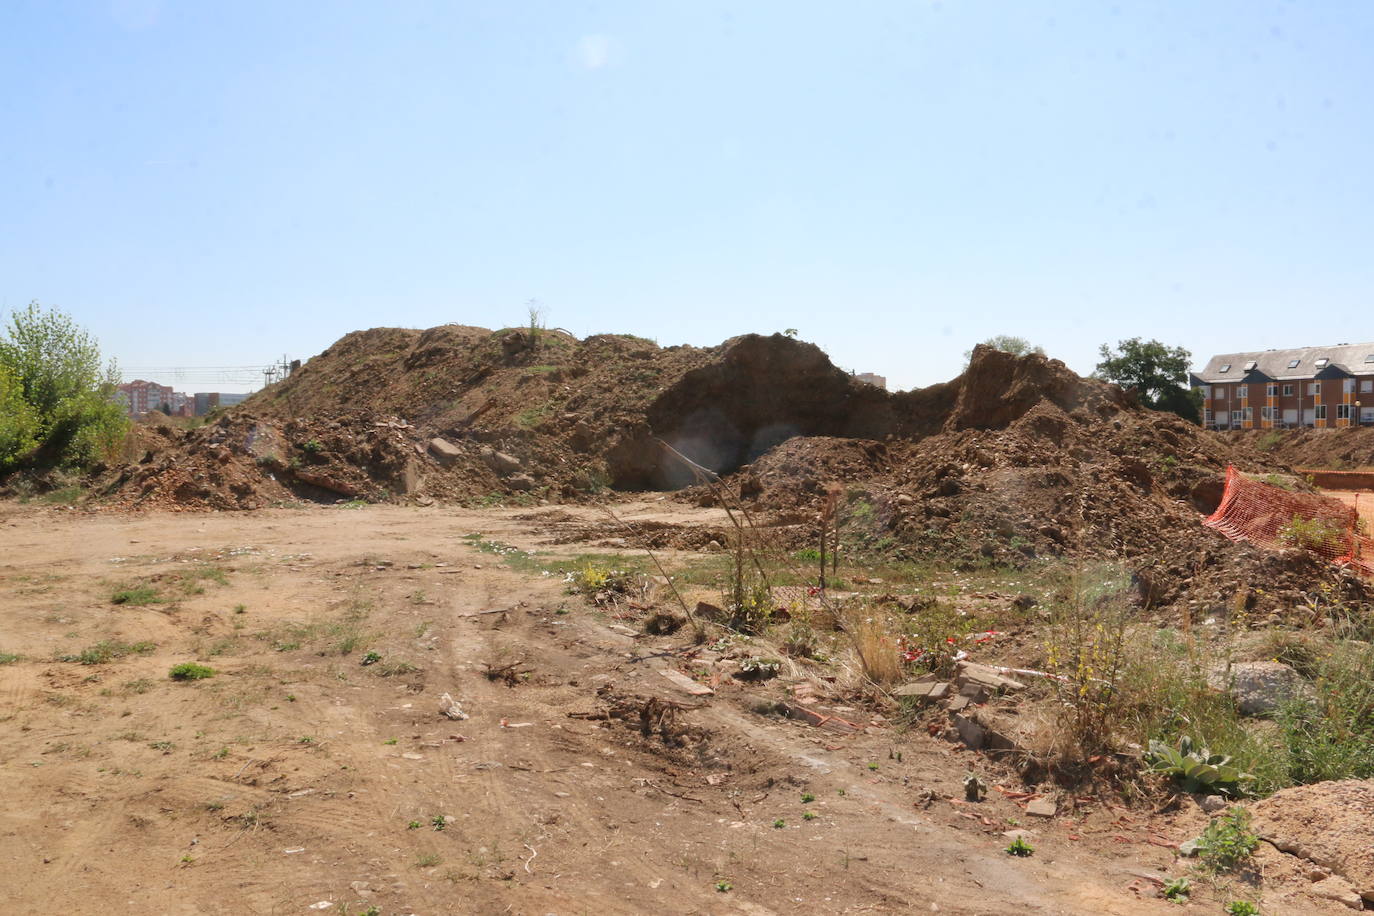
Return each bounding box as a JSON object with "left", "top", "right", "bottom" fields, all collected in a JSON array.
[{"left": 1195, "top": 342, "right": 1374, "bottom": 383}]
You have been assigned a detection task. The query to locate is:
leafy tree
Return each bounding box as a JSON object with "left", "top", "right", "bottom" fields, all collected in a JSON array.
[
  {"left": 1093, "top": 337, "right": 1200, "bottom": 422},
  {"left": 0, "top": 363, "right": 40, "bottom": 468},
  {"left": 0, "top": 302, "right": 128, "bottom": 472},
  {"left": 964, "top": 335, "right": 1044, "bottom": 362}
]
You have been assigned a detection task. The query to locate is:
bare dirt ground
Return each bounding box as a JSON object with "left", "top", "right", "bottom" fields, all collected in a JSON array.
[{"left": 0, "top": 502, "right": 1334, "bottom": 915}]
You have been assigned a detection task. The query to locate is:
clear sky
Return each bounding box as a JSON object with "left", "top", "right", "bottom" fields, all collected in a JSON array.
[{"left": 3, "top": 1, "right": 1371, "bottom": 393}]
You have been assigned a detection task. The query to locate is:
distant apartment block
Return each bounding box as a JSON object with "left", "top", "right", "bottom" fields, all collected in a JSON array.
[
  {"left": 853, "top": 372, "right": 887, "bottom": 390},
  {"left": 1192, "top": 342, "right": 1374, "bottom": 429},
  {"left": 116, "top": 380, "right": 191, "bottom": 419}
]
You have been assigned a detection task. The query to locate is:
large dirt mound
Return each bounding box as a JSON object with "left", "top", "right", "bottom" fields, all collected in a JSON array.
[
  {"left": 1235, "top": 427, "right": 1374, "bottom": 472},
  {"left": 95, "top": 327, "right": 1369, "bottom": 614}
]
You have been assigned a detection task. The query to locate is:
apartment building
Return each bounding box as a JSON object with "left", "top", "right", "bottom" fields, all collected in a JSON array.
[{"left": 1191, "top": 342, "right": 1374, "bottom": 429}]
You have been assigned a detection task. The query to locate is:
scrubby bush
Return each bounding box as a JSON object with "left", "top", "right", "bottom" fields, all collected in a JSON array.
[{"left": 0, "top": 302, "right": 128, "bottom": 473}]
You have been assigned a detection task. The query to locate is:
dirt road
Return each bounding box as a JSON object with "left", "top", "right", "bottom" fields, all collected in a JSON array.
[{"left": 0, "top": 503, "right": 1274, "bottom": 914}]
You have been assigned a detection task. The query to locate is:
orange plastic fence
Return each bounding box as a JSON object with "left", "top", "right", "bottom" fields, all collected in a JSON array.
[{"left": 1204, "top": 466, "right": 1373, "bottom": 577}]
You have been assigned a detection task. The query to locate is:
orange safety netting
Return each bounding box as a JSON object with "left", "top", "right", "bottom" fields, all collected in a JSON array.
[{"left": 1204, "top": 466, "right": 1374, "bottom": 577}]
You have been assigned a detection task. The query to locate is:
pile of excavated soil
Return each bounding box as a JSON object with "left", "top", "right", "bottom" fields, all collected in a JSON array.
[
  {"left": 95, "top": 327, "right": 1369, "bottom": 615},
  {"left": 1235, "top": 427, "right": 1374, "bottom": 472},
  {"left": 691, "top": 349, "right": 1370, "bottom": 617},
  {"left": 1251, "top": 780, "right": 1374, "bottom": 905}
]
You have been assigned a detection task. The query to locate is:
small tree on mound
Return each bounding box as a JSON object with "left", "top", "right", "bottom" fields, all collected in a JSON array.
[
  {"left": 0, "top": 302, "right": 128, "bottom": 473},
  {"left": 963, "top": 335, "right": 1044, "bottom": 363}
]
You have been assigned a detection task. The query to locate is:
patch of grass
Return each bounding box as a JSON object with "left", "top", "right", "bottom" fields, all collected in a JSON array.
[
  {"left": 123, "top": 677, "right": 154, "bottom": 694},
  {"left": 1278, "top": 637, "right": 1374, "bottom": 785},
  {"left": 111, "top": 585, "right": 163, "bottom": 606},
  {"left": 415, "top": 852, "right": 441, "bottom": 868},
  {"left": 0, "top": 651, "right": 20, "bottom": 665},
  {"left": 62, "top": 639, "right": 156, "bottom": 665},
  {"left": 512, "top": 405, "right": 550, "bottom": 429},
  {"left": 264, "top": 593, "right": 375, "bottom": 657},
  {"left": 178, "top": 565, "right": 230, "bottom": 595},
  {"left": 375, "top": 659, "right": 419, "bottom": 677},
  {"left": 168, "top": 662, "right": 215, "bottom": 681},
  {"left": 39, "top": 486, "right": 84, "bottom": 505}
]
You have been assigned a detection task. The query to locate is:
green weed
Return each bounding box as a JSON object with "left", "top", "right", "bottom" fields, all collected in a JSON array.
[{"left": 168, "top": 662, "right": 215, "bottom": 681}]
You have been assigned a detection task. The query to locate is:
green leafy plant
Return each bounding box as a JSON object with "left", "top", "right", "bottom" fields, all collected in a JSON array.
[
  {"left": 802, "top": 811, "right": 817, "bottom": 821},
  {"left": 1005, "top": 836, "right": 1034, "bottom": 857},
  {"left": 800, "top": 792, "right": 815, "bottom": 803},
  {"left": 1226, "top": 901, "right": 1259, "bottom": 916},
  {"left": 1146, "top": 736, "right": 1251, "bottom": 796},
  {"left": 431, "top": 814, "right": 447, "bottom": 831},
  {"left": 772, "top": 818, "right": 785, "bottom": 829},
  {"left": 1161, "top": 876, "right": 1190, "bottom": 902},
  {"left": 1188, "top": 808, "right": 1259, "bottom": 873},
  {"left": 168, "top": 662, "right": 215, "bottom": 681},
  {"left": 714, "top": 880, "right": 732, "bottom": 892},
  {"left": 1278, "top": 515, "right": 1343, "bottom": 553},
  {"left": 737, "top": 656, "right": 780, "bottom": 680},
  {"left": 361, "top": 650, "right": 382, "bottom": 666},
  {"left": 407, "top": 820, "right": 422, "bottom": 829}
]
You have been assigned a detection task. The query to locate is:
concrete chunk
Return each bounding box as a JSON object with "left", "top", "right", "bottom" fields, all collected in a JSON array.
[{"left": 428, "top": 437, "right": 463, "bottom": 466}]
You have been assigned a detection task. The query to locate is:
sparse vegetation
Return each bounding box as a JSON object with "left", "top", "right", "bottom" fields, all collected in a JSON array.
[
  {"left": 168, "top": 662, "right": 215, "bottom": 681},
  {"left": 111, "top": 585, "right": 163, "bottom": 606},
  {"left": 62, "top": 639, "right": 155, "bottom": 665},
  {"left": 1277, "top": 515, "right": 1343, "bottom": 554}
]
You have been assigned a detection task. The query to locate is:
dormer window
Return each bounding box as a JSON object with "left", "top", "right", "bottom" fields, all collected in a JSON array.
[
  {"left": 1365, "top": 354, "right": 1374, "bottom": 363},
  {"left": 1243, "top": 360, "right": 1257, "bottom": 371},
  {"left": 1315, "top": 358, "right": 1329, "bottom": 368},
  {"left": 1219, "top": 364, "right": 1231, "bottom": 373},
  {"left": 1288, "top": 358, "right": 1301, "bottom": 369}
]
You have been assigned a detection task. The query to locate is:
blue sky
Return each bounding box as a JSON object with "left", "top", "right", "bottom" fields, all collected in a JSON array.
[{"left": 3, "top": 1, "right": 1371, "bottom": 392}]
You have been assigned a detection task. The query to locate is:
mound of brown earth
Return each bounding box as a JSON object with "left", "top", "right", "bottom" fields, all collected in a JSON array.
[
  {"left": 1251, "top": 780, "right": 1374, "bottom": 904},
  {"left": 95, "top": 328, "right": 1370, "bottom": 616},
  {"left": 1236, "top": 426, "right": 1374, "bottom": 472}
]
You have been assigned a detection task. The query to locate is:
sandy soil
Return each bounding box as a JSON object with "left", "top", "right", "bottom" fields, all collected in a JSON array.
[{"left": 0, "top": 502, "right": 1335, "bottom": 915}]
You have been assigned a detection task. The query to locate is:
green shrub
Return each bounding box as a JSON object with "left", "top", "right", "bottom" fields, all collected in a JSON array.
[
  {"left": 1191, "top": 808, "right": 1258, "bottom": 873},
  {"left": 0, "top": 302, "right": 128, "bottom": 472},
  {"left": 168, "top": 662, "right": 215, "bottom": 681},
  {"left": 1277, "top": 515, "right": 1343, "bottom": 553}
]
